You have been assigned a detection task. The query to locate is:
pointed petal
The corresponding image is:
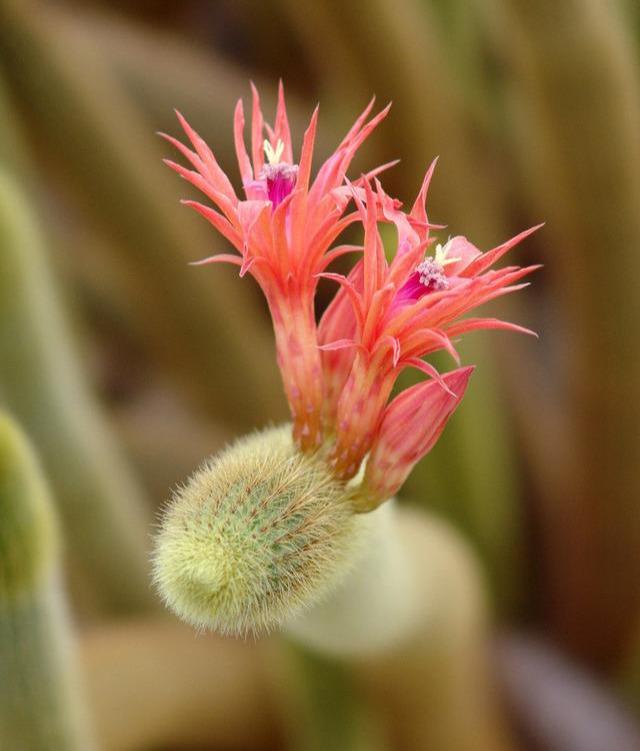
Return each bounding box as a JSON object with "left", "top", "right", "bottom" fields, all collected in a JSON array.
[
  {"left": 181, "top": 200, "right": 243, "bottom": 250},
  {"left": 189, "top": 253, "right": 243, "bottom": 267},
  {"left": 362, "top": 367, "right": 474, "bottom": 504},
  {"left": 409, "top": 157, "right": 438, "bottom": 234},
  {"left": 297, "top": 105, "right": 319, "bottom": 192},
  {"left": 163, "top": 159, "right": 237, "bottom": 222},
  {"left": 462, "top": 224, "right": 544, "bottom": 277},
  {"left": 233, "top": 99, "right": 253, "bottom": 183},
  {"left": 354, "top": 159, "right": 401, "bottom": 184},
  {"left": 274, "top": 80, "right": 293, "bottom": 163},
  {"left": 173, "top": 111, "right": 237, "bottom": 199},
  {"left": 444, "top": 317, "right": 538, "bottom": 338},
  {"left": 335, "top": 96, "right": 376, "bottom": 151},
  {"left": 250, "top": 82, "right": 265, "bottom": 175}
]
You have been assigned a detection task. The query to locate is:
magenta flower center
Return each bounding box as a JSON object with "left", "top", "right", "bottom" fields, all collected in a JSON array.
[
  {"left": 389, "top": 256, "right": 450, "bottom": 313},
  {"left": 259, "top": 162, "right": 299, "bottom": 207}
]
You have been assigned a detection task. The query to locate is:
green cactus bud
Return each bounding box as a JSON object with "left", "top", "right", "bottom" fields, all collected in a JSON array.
[{"left": 153, "top": 425, "right": 363, "bottom": 634}]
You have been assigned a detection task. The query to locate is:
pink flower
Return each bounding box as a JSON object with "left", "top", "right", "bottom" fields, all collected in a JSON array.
[
  {"left": 319, "top": 175, "right": 541, "bottom": 495},
  {"left": 162, "top": 83, "right": 391, "bottom": 450},
  {"left": 163, "top": 86, "right": 540, "bottom": 507}
]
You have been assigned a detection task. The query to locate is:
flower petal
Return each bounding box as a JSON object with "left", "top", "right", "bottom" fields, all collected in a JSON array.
[
  {"left": 233, "top": 99, "right": 253, "bottom": 184},
  {"left": 362, "top": 366, "right": 474, "bottom": 505}
]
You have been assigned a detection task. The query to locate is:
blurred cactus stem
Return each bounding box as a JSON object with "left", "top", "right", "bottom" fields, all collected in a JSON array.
[
  {"left": 0, "top": 74, "right": 29, "bottom": 180},
  {"left": 0, "top": 413, "right": 95, "bottom": 750},
  {"left": 0, "top": 170, "right": 155, "bottom": 614},
  {"left": 154, "top": 424, "right": 514, "bottom": 750}
]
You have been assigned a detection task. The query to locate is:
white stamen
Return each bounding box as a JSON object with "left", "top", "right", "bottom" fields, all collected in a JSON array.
[
  {"left": 264, "top": 138, "right": 285, "bottom": 165},
  {"left": 434, "top": 238, "right": 461, "bottom": 268}
]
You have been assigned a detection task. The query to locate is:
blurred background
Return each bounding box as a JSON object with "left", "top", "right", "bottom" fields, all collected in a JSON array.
[{"left": 0, "top": 0, "right": 639, "bottom": 749}]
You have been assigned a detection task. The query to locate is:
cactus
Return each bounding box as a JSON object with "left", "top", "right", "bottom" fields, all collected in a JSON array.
[
  {"left": 154, "top": 425, "right": 366, "bottom": 634},
  {"left": 0, "top": 170, "right": 155, "bottom": 614},
  {"left": 0, "top": 413, "right": 94, "bottom": 750}
]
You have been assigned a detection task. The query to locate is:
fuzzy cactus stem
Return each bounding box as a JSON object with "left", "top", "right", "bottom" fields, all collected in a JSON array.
[{"left": 154, "top": 425, "right": 364, "bottom": 635}]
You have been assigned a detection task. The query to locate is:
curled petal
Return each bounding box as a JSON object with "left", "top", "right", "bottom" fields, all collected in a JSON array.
[
  {"left": 382, "top": 335, "right": 401, "bottom": 368},
  {"left": 316, "top": 272, "right": 364, "bottom": 330},
  {"left": 403, "top": 356, "right": 456, "bottom": 397}
]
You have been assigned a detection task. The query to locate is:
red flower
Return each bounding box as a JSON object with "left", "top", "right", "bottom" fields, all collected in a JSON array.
[
  {"left": 162, "top": 83, "right": 391, "bottom": 450},
  {"left": 319, "top": 175, "right": 541, "bottom": 496},
  {"left": 163, "top": 86, "right": 540, "bottom": 507}
]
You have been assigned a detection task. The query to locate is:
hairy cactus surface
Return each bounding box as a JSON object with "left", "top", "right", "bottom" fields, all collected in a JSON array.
[{"left": 154, "top": 425, "right": 363, "bottom": 634}]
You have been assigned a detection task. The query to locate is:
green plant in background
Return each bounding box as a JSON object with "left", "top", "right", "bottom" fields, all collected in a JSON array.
[
  {"left": 0, "top": 412, "right": 94, "bottom": 750},
  {"left": 0, "top": 0, "right": 285, "bottom": 432},
  {"left": 0, "top": 170, "right": 154, "bottom": 614}
]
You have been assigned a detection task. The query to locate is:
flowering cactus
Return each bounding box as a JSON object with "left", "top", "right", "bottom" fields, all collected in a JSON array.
[{"left": 155, "top": 84, "right": 539, "bottom": 634}]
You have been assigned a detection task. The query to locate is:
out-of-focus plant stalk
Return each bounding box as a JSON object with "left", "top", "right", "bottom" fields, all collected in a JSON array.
[
  {"left": 284, "top": 505, "right": 516, "bottom": 751},
  {"left": 484, "top": 0, "right": 640, "bottom": 666},
  {"left": 0, "top": 170, "right": 155, "bottom": 614},
  {"left": 0, "top": 413, "right": 95, "bottom": 750},
  {"left": 0, "top": 0, "right": 285, "bottom": 431},
  {"left": 0, "top": 74, "right": 29, "bottom": 179},
  {"left": 49, "top": 5, "right": 313, "bottom": 152},
  {"left": 276, "top": 642, "right": 388, "bottom": 751},
  {"left": 81, "top": 620, "right": 279, "bottom": 751},
  {"left": 273, "top": 0, "right": 370, "bottom": 106}
]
